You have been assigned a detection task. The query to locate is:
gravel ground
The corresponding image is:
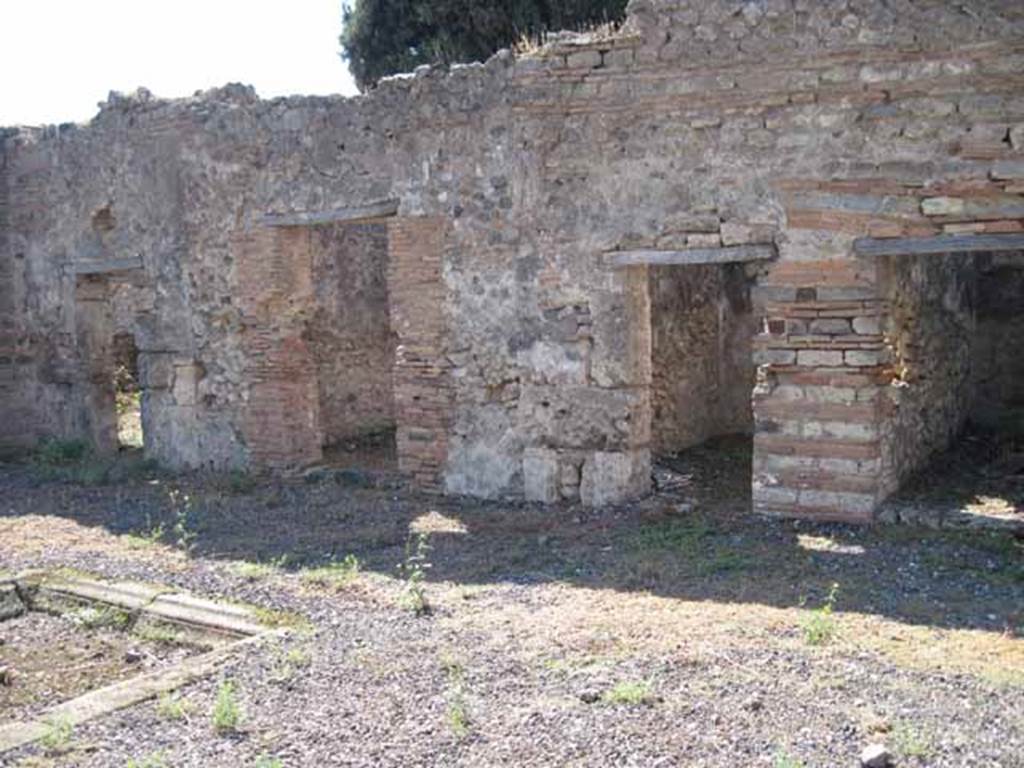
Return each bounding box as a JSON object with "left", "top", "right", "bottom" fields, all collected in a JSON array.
[
  {"left": 0, "top": 610, "right": 196, "bottom": 722},
  {"left": 0, "top": 441, "right": 1021, "bottom": 768}
]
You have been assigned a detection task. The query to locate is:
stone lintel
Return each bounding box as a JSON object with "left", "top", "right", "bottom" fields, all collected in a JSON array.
[
  {"left": 853, "top": 232, "right": 1024, "bottom": 257},
  {"left": 72, "top": 256, "right": 144, "bottom": 275},
  {"left": 260, "top": 200, "right": 399, "bottom": 228},
  {"left": 607, "top": 244, "right": 775, "bottom": 268}
]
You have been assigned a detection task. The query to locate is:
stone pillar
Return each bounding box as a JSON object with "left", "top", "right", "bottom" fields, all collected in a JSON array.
[
  {"left": 387, "top": 217, "right": 453, "bottom": 491},
  {"left": 751, "top": 258, "right": 888, "bottom": 522},
  {"left": 234, "top": 227, "right": 322, "bottom": 470},
  {"left": 73, "top": 276, "right": 119, "bottom": 453}
]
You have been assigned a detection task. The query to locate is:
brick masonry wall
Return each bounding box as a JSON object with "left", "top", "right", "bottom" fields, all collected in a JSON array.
[
  {"left": 387, "top": 217, "right": 453, "bottom": 491},
  {"left": 3, "top": 0, "right": 1024, "bottom": 519},
  {"left": 650, "top": 263, "right": 754, "bottom": 453},
  {"left": 309, "top": 222, "right": 396, "bottom": 446},
  {"left": 752, "top": 259, "right": 888, "bottom": 522},
  {"left": 235, "top": 227, "right": 322, "bottom": 469}
]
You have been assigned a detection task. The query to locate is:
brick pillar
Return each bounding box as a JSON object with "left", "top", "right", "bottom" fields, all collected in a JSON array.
[
  {"left": 387, "top": 217, "right": 453, "bottom": 492},
  {"left": 751, "top": 258, "right": 888, "bottom": 522},
  {"left": 235, "top": 227, "right": 322, "bottom": 470}
]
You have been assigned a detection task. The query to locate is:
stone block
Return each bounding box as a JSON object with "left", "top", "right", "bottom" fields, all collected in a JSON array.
[
  {"left": 809, "top": 318, "right": 851, "bottom": 335},
  {"left": 566, "top": 50, "right": 602, "bottom": 69},
  {"left": 522, "top": 447, "right": 560, "bottom": 503},
  {"left": 579, "top": 449, "right": 650, "bottom": 507},
  {"left": 845, "top": 349, "right": 882, "bottom": 367},
  {"left": 172, "top": 362, "right": 200, "bottom": 406},
  {"left": 797, "top": 349, "right": 843, "bottom": 367},
  {"left": 753, "top": 348, "right": 796, "bottom": 365},
  {"left": 852, "top": 316, "right": 881, "bottom": 335}
]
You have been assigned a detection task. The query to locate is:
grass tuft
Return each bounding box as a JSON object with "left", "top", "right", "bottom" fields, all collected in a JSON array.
[
  {"left": 601, "top": 680, "right": 655, "bottom": 706},
  {"left": 800, "top": 582, "right": 840, "bottom": 646},
  {"left": 211, "top": 680, "right": 242, "bottom": 733}
]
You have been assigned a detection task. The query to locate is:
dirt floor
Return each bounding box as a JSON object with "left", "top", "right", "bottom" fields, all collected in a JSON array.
[
  {"left": 0, "top": 439, "right": 1021, "bottom": 767},
  {"left": 0, "top": 609, "right": 198, "bottom": 723}
]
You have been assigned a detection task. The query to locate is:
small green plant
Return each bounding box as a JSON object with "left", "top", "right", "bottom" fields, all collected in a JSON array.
[
  {"left": 772, "top": 750, "right": 806, "bottom": 768},
  {"left": 442, "top": 657, "right": 471, "bottom": 738},
  {"left": 125, "top": 513, "right": 165, "bottom": 549},
  {"left": 254, "top": 755, "right": 284, "bottom": 768},
  {"left": 892, "top": 721, "right": 933, "bottom": 758},
  {"left": 156, "top": 692, "right": 194, "bottom": 720},
  {"left": 39, "top": 714, "right": 74, "bottom": 754},
  {"left": 800, "top": 582, "right": 840, "bottom": 646},
  {"left": 168, "top": 489, "right": 197, "bottom": 553},
  {"left": 126, "top": 750, "right": 168, "bottom": 768},
  {"left": 226, "top": 469, "right": 256, "bottom": 494},
  {"left": 231, "top": 560, "right": 279, "bottom": 582},
  {"left": 211, "top": 680, "right": 243, "bottom": 733},
  {"left": 134, "top": 622, "right": 183, "bottom": 645},
  {"left": 35, "top": 438, "right": 89, "bottom": 466},
  {"left": 69, "top": 605, "right": 132, "bottom": 631},
  {"left": 300, "top": 554, "right": 360, "bottom": 589},
  {"left": 270, "top": 643, "right": 313, "bottom": 683},
  {"left": 398, "top": 533, "right": 431, "bottom": 615},
  {"left": 601, "top": 680, "right": 655, "bottom": 706}
]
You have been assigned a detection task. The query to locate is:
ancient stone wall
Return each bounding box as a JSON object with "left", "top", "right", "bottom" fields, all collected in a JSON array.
[
  {"left": 972, "top": 252, "right": 1024, "bottom": 435},
  {"left": 2, "top": 0, "right": 1024, "bottom": 519},
  {"left": 650, "top": 264, "right": 754, "bottom": 453},
  {"left": 878, "top": 254, "right": 976, "bottom": 495},
  {"left": 309, "top": 222, "right": 395, "bottom": 446}
]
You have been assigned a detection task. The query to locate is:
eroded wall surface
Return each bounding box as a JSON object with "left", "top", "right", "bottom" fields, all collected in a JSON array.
[
  {"left": 2, "top": 0, "right": 1024, "bottom": 518},
  {"left": 879, "top": 254, "right": 977, "bottom": 495}
]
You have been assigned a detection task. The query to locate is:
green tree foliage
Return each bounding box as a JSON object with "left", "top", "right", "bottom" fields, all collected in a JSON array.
[{"left": 340, "top": 0, "right": 628, "bottom": 90}]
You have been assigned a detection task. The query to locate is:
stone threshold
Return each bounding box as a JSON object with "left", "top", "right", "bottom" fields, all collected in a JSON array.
[{"left": 0, "top": 570, "right": 291, "bottom": 754}]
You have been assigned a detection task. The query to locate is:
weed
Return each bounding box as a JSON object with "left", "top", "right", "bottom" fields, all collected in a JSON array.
[
  {"left": 211, "top": 680, "right": 243, "bottom": 733},
  {"left": 270, "top": 644, "right": 313, "bottom": 683},
  {"left": 231, "top": 560, "right": 279, "bottom": 582},
  {"left": 69, "top": 605, "right": 132, "bottom": 631},
  {"left": 39, "top": 714, "right": 74, "bottom": 754},
  {"left": 601, "top": 680, "right": 655, "bottom": 706},
  {"left": 125, "top": 514, "right": 165, "bottom": 549},
  {"left": 254, "top": 755, "right": 284, "bottom": 768},
  {"left": 126, "top": 750, "right": 168, "bottom": 768},
  {"left": 398, "top": 533, "right": 431, "bottom": 615},
  {"left": 285, "top": 646, "right": 312, "bottom": 667},
  {"left": 156, "top": 692, "right": 193, "bottom": 720},
  {"left": 695, "top": 549, "right": 754, "bottom": 576},
  {"left": 772, "top": 750, "right": 805, "bottom": 768},
  {"left": 251, "top": 605, "right": 311, "bottom": 631},
  {"left": 168, "top": 489, "right": 197, "bottom": 553},
  {"left": 800, "top": 582, "right": 840, "bottom": 646},
  {"left": 300, "top": 554, "right": 360, "bottom": 589},
  {"left": 442, "top": 657, "right": 471, "bottom": 738},
  {"left": 892, "top": 721, "right": 933, "bottom": 758},
  {"left": 226, "top": 469, "right": 256, "bottom": 494},
  {"left": 134, "top": 622, "right": 183, "bottom": 645},
  {"left": 632, "top": 517, "right": 713, "bottom": 552},
  {"left": 35, "top": 438, "right": 89, "bottom": 466}
]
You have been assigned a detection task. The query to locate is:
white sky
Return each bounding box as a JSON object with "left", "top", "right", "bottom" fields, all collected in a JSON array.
[{"left": 0, "top": 1, "right": 358, "bottom": 126}]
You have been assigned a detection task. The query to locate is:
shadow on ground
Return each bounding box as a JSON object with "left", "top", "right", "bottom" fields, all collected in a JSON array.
[{"left": 0, "top": 433, "right": 1021, "bottom": 638}]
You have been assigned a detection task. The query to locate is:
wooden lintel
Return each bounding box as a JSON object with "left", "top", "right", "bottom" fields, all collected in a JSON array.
[
  {"left": 853, "top": 232, "right": 1024, "bottom": 257},
  {"left": 607, "top": 244, "right": 776, "bottom": 267},
  {"left": 260, "top": 200, "right": 399, "bottom": 228},
  {"left": 72, "top": 256, "right": 144, "bottom": 275}
]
